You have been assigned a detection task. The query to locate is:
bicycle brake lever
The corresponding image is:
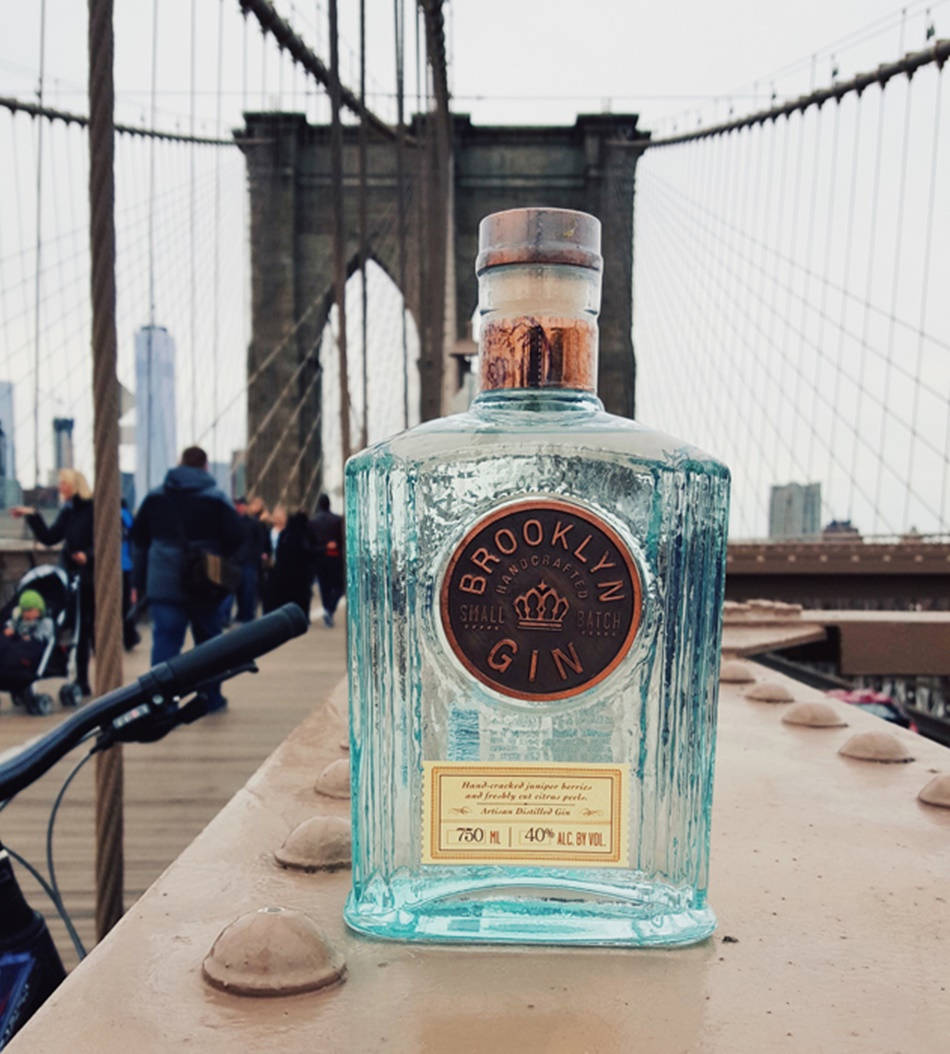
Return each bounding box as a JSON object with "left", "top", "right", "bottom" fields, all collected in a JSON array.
[{"left": 95, "top": 662, "right": 259, "bottom": 747}]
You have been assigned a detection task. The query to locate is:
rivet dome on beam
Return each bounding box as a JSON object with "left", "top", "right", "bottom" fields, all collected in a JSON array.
[
  {"left": 720, "top": 659, "right": 757, "bottom": 683},
  {"left": 314, "top": 757, "right": 351, "bottom": 799},
  {"left": 202, "top": 906, "right": 346, "bottom": 996},
  {"left": 275, "top": 816, "right": 352, "bottom": 872},
  {"left": 782, "top": 702, "right": 848, "bottom": 728},
  {"left": 918, "top": 772, "right": 950, "bottom": 807},
  {"left": 744, "top": 681, "right": 795, "bottom": 703},
  {"left": 838, "top": 730, "right": 915, "bottom": 763}
]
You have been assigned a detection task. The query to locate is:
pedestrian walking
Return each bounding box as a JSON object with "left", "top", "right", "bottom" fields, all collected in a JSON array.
[
  {"left": 232, "top": 495, "right": 270, "bottom": 623},
  {"left": 130, "top": 446, "right": 242, "bottom": 711},
  {"left": 121, "top": 498, "right": 141, "bottom": 650},
  {"left": 263, "top": 510, "right": 314, "bottom": 617},
  {"left": 247, "top": 496, "right": 271, "bottom": 613},
  {"left": 11, "top": 468, "right": 96, "bottom": 696},
  {"left": 308, "top": 493, "right": 345, "bottom": 627}
]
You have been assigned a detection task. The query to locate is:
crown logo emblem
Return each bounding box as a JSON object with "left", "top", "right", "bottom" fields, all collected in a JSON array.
[{"left": 514, "top": 580, "right": 569, "bottom": 631}]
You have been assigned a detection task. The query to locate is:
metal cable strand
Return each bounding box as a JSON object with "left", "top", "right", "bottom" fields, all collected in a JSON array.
[
  {"left": 850, "top": 91, "right": 888, "bottom": 524},
  {"left": 238, "top": 0, "right": 401, "bottom": 140},
  {"left": 358, "top": 0, "right": 369, "bottom": 450},
  {"left": 329, "top": 0, "right": 351, "bottom": 476},
  {"left": 643, "top": 169, "right": 904, "bottom": 528},
  {"left": 394, "top": 0, "right": 409, "bottom": 428},
  {"left": 0, "top": 94, "right": 235, "bottom": 145},
  {"left": 641, "top": 167, "right": 950, "bottom": 453},
  {"left": 648, "top": 38, "right": 950, "bottom": 148},
  {"left": 88, "top": 0, "right": 125, "bottom": 940}
]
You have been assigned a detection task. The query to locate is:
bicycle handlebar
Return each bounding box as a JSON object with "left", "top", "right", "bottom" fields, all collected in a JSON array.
[
  {"left": 0, "top": 604, "right": 309, "bottom": 802},
  {"left": 161, "top": 603, "right": 307, "bottom": 695}
]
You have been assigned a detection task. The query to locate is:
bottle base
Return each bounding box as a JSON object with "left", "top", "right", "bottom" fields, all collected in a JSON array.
[{"left": 344, "top": 877, "right": 716, "bottom": 947}]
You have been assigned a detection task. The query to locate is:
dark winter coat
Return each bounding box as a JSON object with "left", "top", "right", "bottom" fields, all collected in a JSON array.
[
  {"left": 264, "top": 512, "right": 315, "bottom": 615},
  {"left": 25, "top": 497, "right": 95, "bottom": 586},
  {"left": 236, "top": 513, "right": 270, "bottom": 568},
  {"left": 130, "top": 466, "right": 242, "bottom": 606},
  {"left": 308, "top": 509, "right": 344, "bottom": 559}
]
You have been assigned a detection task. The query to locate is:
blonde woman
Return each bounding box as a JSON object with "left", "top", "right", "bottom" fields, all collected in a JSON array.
[{"left": 12, "top": 468, "right": 95, "bottom": 696}]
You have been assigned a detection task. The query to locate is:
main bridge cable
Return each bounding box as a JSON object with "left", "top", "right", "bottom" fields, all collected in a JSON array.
[
  {"left": 646, "top": 38, "right": 950, "bottom": 148},
  {"left": 0, "top": 96, "right": 238, "bottom": 146},
  {"left": 237, "top": 0, "right": 407, "bottom": 143}
]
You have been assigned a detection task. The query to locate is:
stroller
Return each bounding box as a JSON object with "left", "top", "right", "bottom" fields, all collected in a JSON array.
[{"left": 0, "top": 565, "right": 84, "bottom": 716}]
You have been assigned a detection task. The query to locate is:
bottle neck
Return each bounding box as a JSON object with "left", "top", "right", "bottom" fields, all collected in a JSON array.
[{"left": 476, "top": 264, "right": 601, "bottom": 395}]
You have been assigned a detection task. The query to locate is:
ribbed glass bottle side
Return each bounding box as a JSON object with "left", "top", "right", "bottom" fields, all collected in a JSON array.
[{"left": 344, "top": 391, "right": 730, "bottom": 945}]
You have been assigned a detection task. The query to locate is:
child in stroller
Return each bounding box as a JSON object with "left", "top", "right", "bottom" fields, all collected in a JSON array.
[{"left": 0, "top": 565, "right": 84, "bottom": 715}]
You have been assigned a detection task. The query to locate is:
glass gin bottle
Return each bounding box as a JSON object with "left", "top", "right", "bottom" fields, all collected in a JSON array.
[{"left": 344, "top": 207, "right": 730, "bottom": 945}]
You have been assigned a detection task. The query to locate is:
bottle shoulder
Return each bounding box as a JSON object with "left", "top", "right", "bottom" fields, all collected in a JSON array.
[{"left": 346, "top": 405, "right": 729, "bottom": 480}]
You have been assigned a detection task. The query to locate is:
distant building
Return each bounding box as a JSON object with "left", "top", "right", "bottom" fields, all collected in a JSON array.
[
  {"left": 209, "top": 461, "right": 232, "bottom": 497},
  {"left": 0, "top": 381, "right": 15, "bottom": 481},
  {"left": 52, "top": 417, "right": 75, "bottom": 474},
  {"left": 135, "top": 325, "right": 177, "bottom": 502},
  {"left": 769, "top": 482, "right": 821, "bottom": 539},
  {"left": 0, "top": 476, "right": 22, "bottom": 510},
  {"left": 121, "top": 471, "right": 136, "bottom": 512},
  {"left": 230, "top": 450, "right": 246, "bottom": 501}
]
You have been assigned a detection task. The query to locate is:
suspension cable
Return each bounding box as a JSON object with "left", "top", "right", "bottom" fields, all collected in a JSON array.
[{"left": 33, "top": 0, "right": 47, "bottom": 486}]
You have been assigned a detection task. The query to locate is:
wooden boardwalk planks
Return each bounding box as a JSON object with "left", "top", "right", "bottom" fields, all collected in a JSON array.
[{"left": 0, "top": 616, "right": 347, "bottom": 970}]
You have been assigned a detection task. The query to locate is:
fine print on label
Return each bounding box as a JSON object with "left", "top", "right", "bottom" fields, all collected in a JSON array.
[
  {"left": 422, "top": 761, "right": 629, "bottom": 866},
  {"left": 440, "top": 499, "right": 643, "bottom": 701}
]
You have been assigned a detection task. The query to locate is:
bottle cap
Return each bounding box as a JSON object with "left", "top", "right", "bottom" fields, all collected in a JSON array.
[{"left": 476, "top": 207, "right": 602, "bottom": 275}]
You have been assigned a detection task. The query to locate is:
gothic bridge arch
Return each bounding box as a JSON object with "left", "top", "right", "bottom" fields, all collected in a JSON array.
[{"left": 238, "top": 111, "right": 648, "bottom": 507}]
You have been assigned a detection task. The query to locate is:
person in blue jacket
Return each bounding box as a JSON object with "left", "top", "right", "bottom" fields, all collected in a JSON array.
[
  {"left": 130, "top": 446, "right": 242, "bottom": 711},
  {"left": 120, "top": 498, "right": 140, "bottom": 650}
]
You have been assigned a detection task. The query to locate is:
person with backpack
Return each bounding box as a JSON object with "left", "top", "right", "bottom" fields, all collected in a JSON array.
[
  {"left": 308, "top": 493, "right": 345, "bottom": 627},
  {"left": 130, "top": 446, "right": 242, "bottom": 711}
]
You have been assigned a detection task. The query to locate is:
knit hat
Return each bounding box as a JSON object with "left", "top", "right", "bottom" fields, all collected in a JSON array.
[{"left": 18, "top": 589, "right": 46, "bottom": 615}]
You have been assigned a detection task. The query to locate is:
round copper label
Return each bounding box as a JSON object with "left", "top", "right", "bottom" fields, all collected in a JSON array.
[{"left": 440, "top": 499, "right": 642, "bottom": 701}]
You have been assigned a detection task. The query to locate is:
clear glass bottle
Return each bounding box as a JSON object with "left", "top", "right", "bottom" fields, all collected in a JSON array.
[{"left": 344, "top": 207, "right": 730, "bottom": 945}]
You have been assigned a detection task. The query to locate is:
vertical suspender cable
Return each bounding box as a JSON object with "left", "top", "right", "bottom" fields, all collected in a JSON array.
[
  {"left": 849, "top": 90, "right": 887, "bottom": 528},
  {"left": 358, "top": 0, "right": 369, "bottom": 450},
  {"left": 394, "top": 0, "right": 409, "bottom": 428},
  {"left": 33, "top": 0, "right": 47, "bottom": 485},
  {"left": 414, "top": 2, "right": 425, "bottom": 411},
  {"left": 242, "top": 9, "right": 249, "bottom": 113},
  {"left": 87, "top": 0, "right": 125, "bottom": 941},
  {"left": 874, "top": 76, "right": 914, "bottom": 525},
  {"left": 261, "top": 24, "right": 267, "bottom": 107},
  {"left": 213, "top": 0, "right": 224, "bottom": 466},
  {"left": 329, "top": 0, "right": 351, "bottom": 481},
  {"left": 189, "top": 0, "right": 197, "bottom": 440},
  {"left": 828, "top": 98, "right": 860, "bottom": 498},
  {"left": 146, "top": 0, "right": 158, "bottom": 493},
  {"left": 916, "top": 68, "right": 945, "bottom": 528}
]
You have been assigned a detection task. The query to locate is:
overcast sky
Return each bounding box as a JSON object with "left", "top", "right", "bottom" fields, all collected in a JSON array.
[{"left": 0, "top": 1, "right": 946, "bottom": 532}]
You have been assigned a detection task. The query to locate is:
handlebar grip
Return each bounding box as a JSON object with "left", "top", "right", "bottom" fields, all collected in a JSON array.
[
  {"left": 160, "top": 603, "right": 309, "bottom": 695},
  {"left": 0, "top": 605, "right": 308, "bottom": 803}
]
